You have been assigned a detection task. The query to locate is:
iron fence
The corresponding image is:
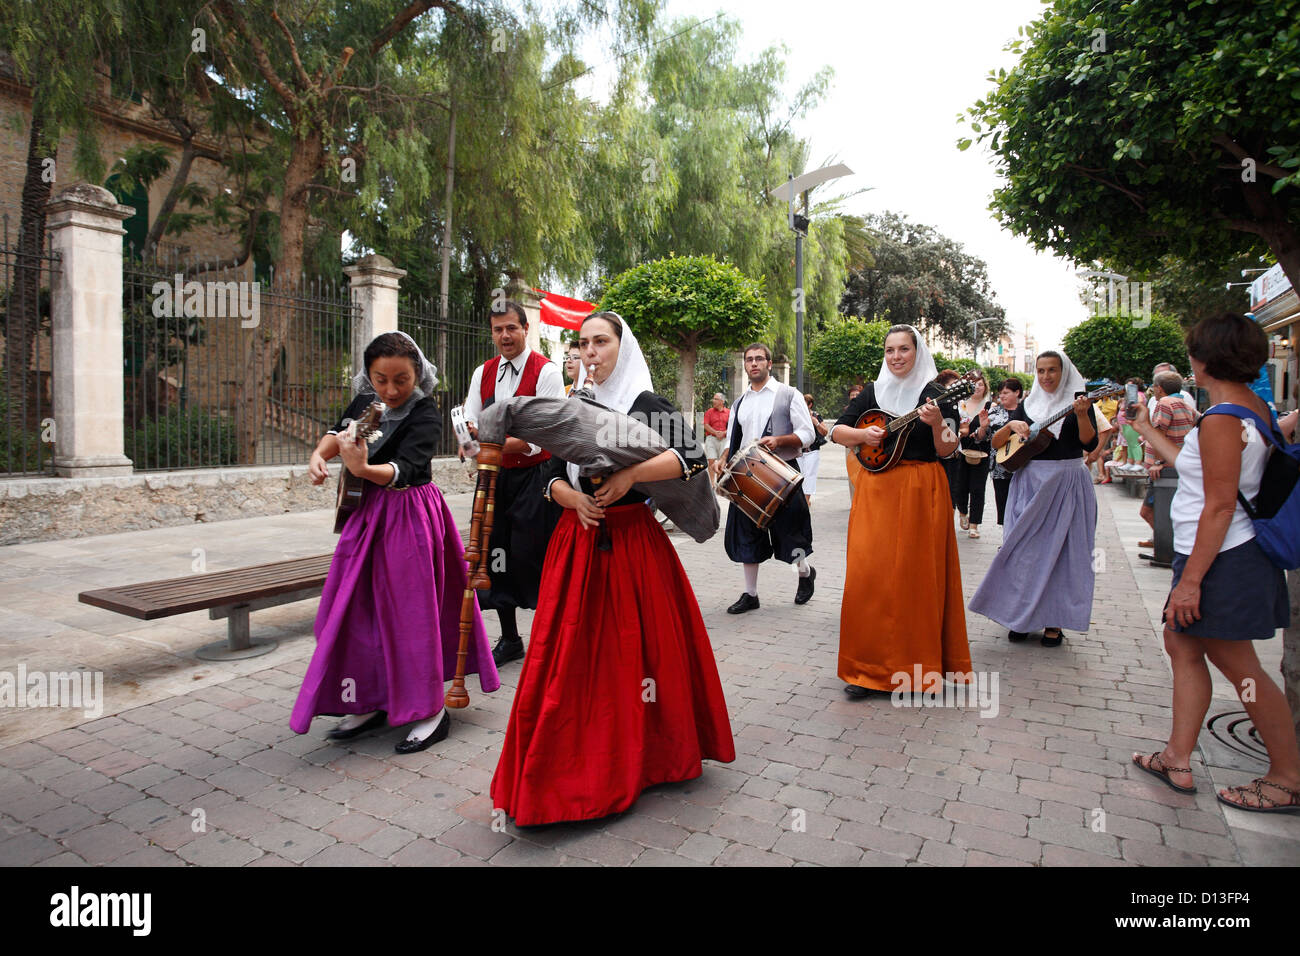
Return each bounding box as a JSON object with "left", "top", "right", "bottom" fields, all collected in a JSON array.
[
  {"left": 122, "top": 246, "right": 355, "bottom": 470},
  {"left": 0, "top": 215, "right": 60, "bottom": 476},
  {"left": 398, "top": 296, "right": 495, "bottom": 458}
]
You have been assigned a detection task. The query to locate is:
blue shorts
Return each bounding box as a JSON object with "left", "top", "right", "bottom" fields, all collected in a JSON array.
[{"left": 1165, "top": 538, "right": 1289, "bottom": 640}]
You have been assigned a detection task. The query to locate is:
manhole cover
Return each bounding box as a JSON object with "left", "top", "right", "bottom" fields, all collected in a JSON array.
[{"left": 1202, "top": 710, "right": 1268, "bottom": 770}]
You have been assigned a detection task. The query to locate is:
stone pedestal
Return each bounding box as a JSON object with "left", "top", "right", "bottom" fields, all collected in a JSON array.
[
  {"left": 343, "top": 254, "right": 406, "bottom": 380},
  {"left": 46, "top": 183, "right": 136, "bottom": 478}
]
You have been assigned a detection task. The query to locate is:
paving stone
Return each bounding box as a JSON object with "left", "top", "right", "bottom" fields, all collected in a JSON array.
[
  {"left": 359, "top": 824, "right": 417, "bottom": 858},
  {"left": 323, "top": 812, "right": 387, "bottom": 844},
  {"left": 1027, "top": 817, "right": 1120, "bottom": 857},
  {"left": 603, "top": 815, "right": 691, "bottom": 850},
  {"left": 177, "top": 832, "right": 263, "bottom": 866},
  {"left": 677, "top": 832, "right": 728, "bottom": 864},
  {"left": 773, "top": 831, "right": 864, "bottom": 866},
  {"left": 553, "top": 831, "right": 643, "bottom": 866},
  {"left": 389, "top": 838, "right": 463, "bottom": 867},
  {"left": 714, "top": 843, "right": 795, "bottom": 867},
  {"left": 61, "top": 822, "right": 150, "bottom": 864},
  {"left": 882, "top": 807, "right": 953, "bottom": 843},
  {"left": 250, "top": 820, "right": 336, "bottom": 863},
  {"left": 303, "top": 844, "right": 388, "bottom": 866},
  {"left": 30, "top": 803, "right": 104, "bottom": 839},
  {"left": 834, "top": 821, "right": 922, "bottom": 861},
  {"left": 949, "top": 823, "right": 1042, "bottom": 864},
  {"left": 0, "top": 829, "right": 65, "bottom": 866}
]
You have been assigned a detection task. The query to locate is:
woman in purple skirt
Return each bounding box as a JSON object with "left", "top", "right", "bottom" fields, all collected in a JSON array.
[
  {"left": 969, "top": 350, "right": 1099, "bottom": 648},
  {"left": 292, "top": 332, "right": 499, "bottom": 753}
]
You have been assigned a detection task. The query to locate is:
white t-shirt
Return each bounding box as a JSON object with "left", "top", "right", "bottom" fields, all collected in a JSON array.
[{"left": 1169, "top": 406, "right": 1272, "bottom": 554}]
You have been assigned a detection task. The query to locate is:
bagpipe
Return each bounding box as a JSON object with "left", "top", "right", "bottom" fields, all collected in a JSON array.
[{"left": 443, "top": 388, "right": 719, "bottom": 709}]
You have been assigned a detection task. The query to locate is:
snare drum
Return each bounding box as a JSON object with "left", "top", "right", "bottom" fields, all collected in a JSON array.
[{"left": 717, "top": 441, "right": 804, "bottom": 529}]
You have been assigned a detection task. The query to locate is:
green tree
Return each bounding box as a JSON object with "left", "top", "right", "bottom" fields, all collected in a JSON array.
[
  {"left": 962, "top": 0, "right": 1300, "bottom": 295},
  {"left": 599, "top": 254, "right": 773, "bottom": 421},
  {"left": 1, "top": 0, "right": 122, "bottom": 423},
  {"left": 1061, "top": 313, "right": 1187, "bottom": 382},
  {"left": 840, "top": 212, "right": 1007, "bottom": 351},
  {"left": 807, "top": 317, "right": 889, "bottom": 393}
]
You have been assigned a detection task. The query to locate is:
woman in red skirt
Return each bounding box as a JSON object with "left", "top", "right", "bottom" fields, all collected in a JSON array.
[{"left": 491, "top": 311, "right": 735, "bottom": 826}]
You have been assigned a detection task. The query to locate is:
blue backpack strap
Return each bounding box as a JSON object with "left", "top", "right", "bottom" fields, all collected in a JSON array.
[{"left": 1199, "top": 403, "right": 1284, "bottom": 450}]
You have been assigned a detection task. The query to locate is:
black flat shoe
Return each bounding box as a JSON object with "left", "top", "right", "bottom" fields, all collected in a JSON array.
[
  {"left": 843, "top": 684, "right": 871, "bottom": 699},
  {"left": 794, "top": 566, "right": 816, "bottom": 605},
  {"left": 727, "top": 592, "right": 760, "bottom": 614},
  {"left": 1041, "top": 628, "right": 1064, "bottom": 647},
  {"left": 327, "top": 710, "right": 388, "bottom": 741},
  {"left": 395, "top": 712, "right": 451, "bottom": 754},
  {"left": 492, "top": 636, "right": 525, "bottom": 667},
  {"left": 1007, "top": 631, "right": 1028, "bottom": 643}
]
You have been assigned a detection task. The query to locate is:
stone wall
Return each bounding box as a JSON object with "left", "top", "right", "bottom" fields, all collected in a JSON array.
[{"left": 0, "top": 458, "right": 477, "bottom": 546}]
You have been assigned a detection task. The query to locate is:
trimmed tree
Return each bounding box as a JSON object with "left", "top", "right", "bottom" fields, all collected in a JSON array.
[
  {"left": 599, "top": 255, "right": 773, "bottom": 422},
  {"left": 808, "top": 317, "right": 889, "bottom": 394},
  {"left": 1061, "top": 313, "right": 1188, "bottom": 382}
]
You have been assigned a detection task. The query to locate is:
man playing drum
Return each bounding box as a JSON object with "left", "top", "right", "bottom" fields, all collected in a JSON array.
[{"left": 722, "top": 343, "right": 816, "bottom": 613}]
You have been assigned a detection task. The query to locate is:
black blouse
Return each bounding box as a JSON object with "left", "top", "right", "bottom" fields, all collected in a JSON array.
[
  {"left": 542, "top": 391, "right": 708, "bottom": 505},
  {"left": 1004, "top": 403, "right": 1098, "bottom": 460},
  {"left": 329, "top": 393, "right": 441, "bottom": 489},
  {"left": 832, "top": 381, "right": 959, "bottom": 463}
]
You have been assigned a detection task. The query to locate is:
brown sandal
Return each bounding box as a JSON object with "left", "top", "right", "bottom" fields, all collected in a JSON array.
[
  {"left": 1217, "top": 778, "right": 1300, "bottom": 814},
  {"left": 1133, "top": 752, "right": 1196, "bottom": 794}
]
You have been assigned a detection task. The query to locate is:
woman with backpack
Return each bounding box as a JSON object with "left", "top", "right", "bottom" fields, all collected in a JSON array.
[{"left": 1129, "top": 312, "right": 1300, "bottom": 814}]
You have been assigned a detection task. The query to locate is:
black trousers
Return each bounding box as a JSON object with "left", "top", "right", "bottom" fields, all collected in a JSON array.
[
  {"left": 992, "top": 476, "right": 1011, "bottom": 526},
  {"left": 477, "top": 463, "right": 560, "bottom": 612},
  {"left": 952, "top": 456, "right": 990, "bottom": 525}
]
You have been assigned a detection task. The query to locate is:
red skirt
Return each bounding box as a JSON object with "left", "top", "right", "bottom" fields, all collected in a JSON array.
[{"left": 491, "top": 504, "right": 735, "bottom": 826}]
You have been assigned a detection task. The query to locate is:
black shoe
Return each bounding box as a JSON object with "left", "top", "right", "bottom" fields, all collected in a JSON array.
[
  {"left": 794, "top": 567, "right": 816, "bottom": 605},
  {"left": 492, "top": 636, "right": 525, "bottom": 667},
  {"left": 1041, "top": 628, "right": 1064, "bottom": 647},
  {"left": 843, "top": 683, "right": 870, "bottom": 699},
  {"left": 1007, "top": 631, "right": 1028, "bottom": 643},
  {"left": 395, "top": 712, "right": 451, "bottom": 754},
  {"left": 326, "top": 710, "right": 387, "bottom": 741},
  {"left": 727, "top": 592, "right": 760, "bottom": 614}
]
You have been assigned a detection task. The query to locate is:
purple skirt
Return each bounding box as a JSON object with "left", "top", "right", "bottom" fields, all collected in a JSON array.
[
  {"left": 290, "top": 482, "right": 499, "bottom": 733},
  {"left": 969, "top": 458, "right": 1098, "bottom": 633}
]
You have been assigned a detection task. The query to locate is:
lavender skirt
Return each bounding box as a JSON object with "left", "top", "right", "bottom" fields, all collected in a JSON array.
[
  {"left": 969, "top": 458, "right": 1097, "bottom": 633},
  {"left": 290, "top": 482, "right": 499, "bottom": 733}
]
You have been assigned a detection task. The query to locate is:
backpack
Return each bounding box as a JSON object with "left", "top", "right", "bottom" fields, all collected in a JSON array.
[{"left": 1199, "top": 403, "right": 1300, "bottom": 570}]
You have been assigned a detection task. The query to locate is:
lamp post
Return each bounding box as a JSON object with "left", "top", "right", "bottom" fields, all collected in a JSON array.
[{"left": 769, "top": 164, "right": 853, "bottom": 392}]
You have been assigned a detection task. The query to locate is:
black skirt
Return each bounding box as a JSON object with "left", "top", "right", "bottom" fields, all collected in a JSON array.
[{"left": 476, "top": 463, "right": 560, "bottom": 611}]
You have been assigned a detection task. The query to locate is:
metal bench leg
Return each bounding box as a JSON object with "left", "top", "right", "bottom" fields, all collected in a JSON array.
[{"left": 195, "top": 604, "right": 279, "bottom": 662}]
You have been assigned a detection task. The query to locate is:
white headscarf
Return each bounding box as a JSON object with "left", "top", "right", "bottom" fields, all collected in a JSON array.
[
  {"left": 351, "top": 330, "right": 440, "bottom": 425},
  {"left": 568, "top": 311, "right": 654, "bottom": 487},
  {"left": 959, "top": 379, "right": 989, "bottom": 421},
  {"left": 873, "top": 325, "right": 938, "bottom": 417},
  {"left": 1023, "top": 350, "right": 1087, "bottom": 438}
]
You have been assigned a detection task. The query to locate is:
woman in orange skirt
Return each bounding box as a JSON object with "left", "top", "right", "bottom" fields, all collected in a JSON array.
[{"left": 829, "top": 325, "right": 972, "bottom": 696}]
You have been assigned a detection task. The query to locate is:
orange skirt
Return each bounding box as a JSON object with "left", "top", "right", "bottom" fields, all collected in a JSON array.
[{"left": 839, "top": 459, "right": 971, "bottom": 690}]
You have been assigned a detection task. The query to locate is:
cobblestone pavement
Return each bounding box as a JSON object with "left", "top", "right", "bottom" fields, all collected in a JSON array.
[{"left": 2, "top": 447, "right": 1297, "bottom": 866}]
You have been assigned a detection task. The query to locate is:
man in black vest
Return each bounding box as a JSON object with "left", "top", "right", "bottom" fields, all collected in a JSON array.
[{"left": 722, "top": 343, "right": 816, "bottom": 613}]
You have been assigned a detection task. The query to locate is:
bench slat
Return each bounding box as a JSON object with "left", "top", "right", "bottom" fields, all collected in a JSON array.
[{"left": 78, "top": 554, "right": 335, "bottom": 620}]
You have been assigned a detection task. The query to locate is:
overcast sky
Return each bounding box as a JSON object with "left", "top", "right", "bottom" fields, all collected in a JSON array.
[{"left": 646, "top": 0, "right": 1091, "bottom": 350}]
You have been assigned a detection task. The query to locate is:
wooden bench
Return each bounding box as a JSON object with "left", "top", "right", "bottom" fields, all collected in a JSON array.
[{"left": 78, "top": 554, "right": 334, "bottom": 661}]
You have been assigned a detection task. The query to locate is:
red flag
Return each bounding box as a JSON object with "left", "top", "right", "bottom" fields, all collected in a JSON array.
[{"left": 535, "top": 289, "right": 597, "bottom": 330}]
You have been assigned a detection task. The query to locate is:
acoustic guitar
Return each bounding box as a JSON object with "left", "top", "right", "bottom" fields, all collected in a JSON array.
[
  {"left": 854, "top": 371, "right": 980, "bottom": 472},
  {"left": 333, "top": 401, "right": 385, "bottom": 533},
  {"left": 994, "top": 384, "right": 1123, "bottom": 473}
]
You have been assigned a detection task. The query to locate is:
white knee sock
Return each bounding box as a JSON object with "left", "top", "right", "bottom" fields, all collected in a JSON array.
[
  {"left": 337, "top": 710, "right": 380, "bottom": 731},
  {"left": 404, "top": 709, "right": 444, "bottom": 742},
  {"left": 796, "top": 557, "right": 811, "bottom": 577},
  {"left": 743, "top": 563, "right": 760, "bottom": 596}
]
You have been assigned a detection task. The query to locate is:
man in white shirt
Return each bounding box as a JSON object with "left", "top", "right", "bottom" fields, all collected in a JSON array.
[
  {"left": 722, "top": 343, "right": 817, "bottom": 613},
  {"left": 463, "top": 301, "right": 564, "bottom": 666},
  {"left": 1148, "top": 362, "right": 1195, "bottom": 413}
]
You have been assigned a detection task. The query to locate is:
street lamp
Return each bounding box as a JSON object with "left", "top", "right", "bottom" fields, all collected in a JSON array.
[
  {"left": 968, "top": 316, "right": 1000, "bottom": 363},
  {"left": 770, "top": 163, "right": 854, "bottom": 392}
]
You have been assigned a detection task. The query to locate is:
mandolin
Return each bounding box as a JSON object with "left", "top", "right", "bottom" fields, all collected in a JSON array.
[
  {"left": 854, "top": 371, "right": 979, "bottom": 472},
  {"left": 994, "top": 384, "right": 1123, "bottom": 473},
  {"left": 333, "top": 402, "right": 386, "bottom": 533}
]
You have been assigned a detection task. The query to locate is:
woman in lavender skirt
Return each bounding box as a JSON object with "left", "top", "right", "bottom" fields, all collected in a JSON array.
[
  {"left": 969, "top": 350, "right": 1099, "bottom": 648},
  {"left": 292, "top": 331, "right": 499, "bottom": 753}
]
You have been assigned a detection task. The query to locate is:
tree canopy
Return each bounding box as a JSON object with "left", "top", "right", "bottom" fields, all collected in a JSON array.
[
  {"left": 962, "top": 0, "right": 1300, "bottom": 293},
  {"left": 599, "top": 254, "right": 773, "bottom": 420},
  {"left": 1061, "top": 312, "right": 1189, "bottom": 382},
  {"left": 839, "top": 212, "right": 1007, "bottom": 351}
]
